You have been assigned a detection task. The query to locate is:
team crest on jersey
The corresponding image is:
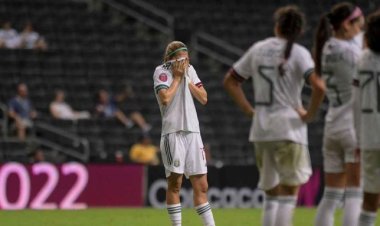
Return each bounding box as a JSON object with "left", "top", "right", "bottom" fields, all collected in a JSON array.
[
  {"left": 159, "top": 73, "right": 168, "bottom": 82},
  {"left": 174, "top": 159, "right": 180, "bottom": 167}
]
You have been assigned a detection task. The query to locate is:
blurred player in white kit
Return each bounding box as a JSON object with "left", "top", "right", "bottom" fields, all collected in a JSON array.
[
  {"left": 354, "top": 10, "right": 380, "bottom": 226},
  {"left": 224, "top": 5, "right": 325, "bottom": 226}
]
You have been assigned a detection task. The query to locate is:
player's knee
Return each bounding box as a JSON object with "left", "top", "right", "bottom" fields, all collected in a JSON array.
[
  {"left": 168, "top": 186, "right": 181, "bottom": 194},
  {"left": 346, "top": 163, "right": 361, "bottom": 186},
  {"left": 194, "top": 181, "right": 208, "bottom": 194},
  {"left": 167, "top": 180, "right": 182, "bottom": 194},
  {"left": 363, "top": 192, "right": 380, "bottom": 212},
  {"left": 280, "top": 185, "right": 298, "bottom": 196}
]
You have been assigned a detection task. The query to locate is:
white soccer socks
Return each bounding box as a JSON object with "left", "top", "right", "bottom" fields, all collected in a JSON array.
[
  {"left": 167, "top": 202, "right": 215, "bottom": 226},
  {"left": 195, "top": 202, "right": 215, "bottom": 226},
  {"left": 167, "top": 203, "right": 182, "bottom": 226},
  {"left": 343, "top": 187, "right": 362, "bottom": 226},
  {"left": 262, "top": 195, "right": 279, "bottom": 226},
  {"left": 314, "top": 187, "right": 344, "bottom": 226},
  {"left": 274, "top": 196, "right": 297, "bottom": 226},
  {"left": 358, "top": 210, "right": 377, "bottom": 226}
]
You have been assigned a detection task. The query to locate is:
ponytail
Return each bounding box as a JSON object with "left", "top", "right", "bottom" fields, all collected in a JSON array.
[
  {"left": 314, "top": 2, "right": 361, "bottom": 74},
  {"left": 274, "top": 5, "right": 305, "bottom": 76},
  {"left": 314, "top": 14, "right": 332, "bottom": 75},
  {"left": 279, "top": 38, "right": 295, "bottom": 76}
]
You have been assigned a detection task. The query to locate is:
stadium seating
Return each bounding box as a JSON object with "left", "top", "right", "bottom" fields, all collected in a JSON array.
[
  {"left": 2, "top": 0, "right": 360, "bottom": 165},
  {"left": 0, "top": 0, "right": 251, "bottom": 164},
  {"left": 134, "top": 0, "right": 373, "bottom": 50}
]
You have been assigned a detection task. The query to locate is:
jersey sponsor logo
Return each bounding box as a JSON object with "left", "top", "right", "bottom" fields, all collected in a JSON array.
[{"left": 159, "top": 73, "right": 168, "bottom": 82}]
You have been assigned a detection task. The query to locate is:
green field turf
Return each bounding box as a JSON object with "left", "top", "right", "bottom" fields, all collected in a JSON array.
[{"left": 0, "top": 208, "right": 379, "bottom": 226}]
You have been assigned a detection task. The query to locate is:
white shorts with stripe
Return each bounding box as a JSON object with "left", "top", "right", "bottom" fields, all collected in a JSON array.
[
  {"left": 254, "top": 141, "right": 312, "bottom": 191},
  {"left": 160, "top": 131, "right": 207, "bottom": 178},
  {"left": 362, "top": 150, "right": 380, "bottom": 194},
  {"left": 322, "top": 128, "right": 358, "bottom": 173}
]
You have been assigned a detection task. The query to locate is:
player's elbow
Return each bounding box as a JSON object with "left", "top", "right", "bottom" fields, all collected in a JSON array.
[
  {"left": 159, "top": 93, "right": 171, "bottom": 106},
  {"left": 200, "top": 96, "right": 208, "bottom": 105},
  {"left": 223, "top": 73, "right": 238, "bottom": 91},
  {"left": 310, "top": 74, "right": 326, "bottom": 95},
  {"left": 223, "top": 74, "right": 231, "bottom": 90},
  {"left": 161, "top": 98, "right": 170, "bottom": 106},
  {"left": 313, "top": 80, "right": 326, "bottom": 95}
]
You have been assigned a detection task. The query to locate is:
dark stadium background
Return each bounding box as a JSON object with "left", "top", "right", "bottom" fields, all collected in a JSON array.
[{"left": 0, "top": 0, "right": 378, "bottom": 210}]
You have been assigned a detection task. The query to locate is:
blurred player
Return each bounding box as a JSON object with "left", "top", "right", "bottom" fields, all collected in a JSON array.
[
  {"left": 224, "top": 5, "right": 325, "bottom": 226},
  {"left": 153, "top": 41, "right": 215, "bottom": 226},
  {"left": 312, "top": 3, "right": 365, "bottom": 226},
  {"left": 354, "top": 10, "right": 380, "bottom": 226}
]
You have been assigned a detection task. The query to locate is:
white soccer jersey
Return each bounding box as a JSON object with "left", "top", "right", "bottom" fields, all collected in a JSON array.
[
  {"left": 153, "top": 64, "right": 202, "bottom": 136},
  {"left": 233, "top": 37, "right": 314, "bottom": 145},
  {"left": 322, "top": 37, "right": 362, "bottom": 135},
  {"left": 355, "top": 49, "right": 380, "bottom": 150}
]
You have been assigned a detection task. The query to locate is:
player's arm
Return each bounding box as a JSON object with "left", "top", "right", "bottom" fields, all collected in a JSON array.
[
  {"left": 188, "top": 80, "right": 207, "bottom": 105},
  {"left": 157, "top": 61, "right": 185, "bottom": 106},
  {"left": 297, "top": 72, "right": 326, "bottom": 122},
  {"left": 223, "top": 69, "right": 254, "bottom": 117}
]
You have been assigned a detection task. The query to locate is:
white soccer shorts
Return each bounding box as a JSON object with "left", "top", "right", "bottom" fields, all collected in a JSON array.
[
  {"left": 254, "top": 141, "right": 312, "bottom": 191},
  {"left": 322, "top": 129, "right": 358, "bottom": 173},
  {"left": 160, "top": 131, "right": 207, "bottom": 178},
  {"left": 362, "top": 150, "right": 380, "bottom": 194}
]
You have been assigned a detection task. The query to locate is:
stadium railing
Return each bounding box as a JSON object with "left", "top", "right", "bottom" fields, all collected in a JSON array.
[
  {"left": 192, "top": 31, "right": 244, "bottom": 66},
  {"left": 34, "top": 122, "right": 90, "bottom": 162},
  {"left": 99, "top": 0, "right": 175, "bottom": 39}
]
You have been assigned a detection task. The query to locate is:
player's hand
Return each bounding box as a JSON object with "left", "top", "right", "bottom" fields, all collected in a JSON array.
[
  {"left": 296, "top": 107, "right": 312, "bottom": 122},
  {"left": 172, "top": 59, "right": 187, "bottom": 79}
]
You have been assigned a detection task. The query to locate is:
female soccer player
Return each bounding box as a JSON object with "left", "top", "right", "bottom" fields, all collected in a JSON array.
[
  {"left": 153, "top": 41, "right": 215, "bottom": 226},
  {"left": 313, "top": 3, "right": 365, "bottom": 226},
  {"left": 224, "top": 5, "right": 325, "bottom": 226},
  {"left": 354, "top": 10, "right": 380, "bottom": 226}
]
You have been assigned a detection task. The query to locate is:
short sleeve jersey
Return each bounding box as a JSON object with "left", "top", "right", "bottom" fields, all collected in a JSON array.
[
  {"left": 153, "top": 64, "right": 202, "bottom": 136},
  {"left": 322, "top": 37, "right": 362, "bottom": 135},
  {"left": 233, "top": 37, "right": 314, "bottom": 144},
  {"left": 355, "top": 49, "right": 380, "bottom": 150}
]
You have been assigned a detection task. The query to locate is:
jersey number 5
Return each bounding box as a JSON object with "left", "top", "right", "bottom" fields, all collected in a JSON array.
[
  {"left": 324, "top": 71, "right": 342, "bottom": 107},
  {"left": 360, "top": 71, "right": 380, "bottom": 113}
]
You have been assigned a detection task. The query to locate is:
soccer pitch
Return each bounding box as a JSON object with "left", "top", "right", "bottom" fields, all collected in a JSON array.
[{"left": 1, "top": 208, "right": 380, "bottom": 226}]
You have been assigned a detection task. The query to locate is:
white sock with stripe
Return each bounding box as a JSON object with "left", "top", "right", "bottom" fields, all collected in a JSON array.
[
  {"left": 167, "top": 203, "right": 181, "bottom": 226},
  {"left": 262, "top": 195, "right": 279, "bottom": 226},
  {"left": 343, "top": 187, "right": 362, "bottom": 226},
  {"left": 358, "top": 210, "right": 377, "bottom": 226},
  {"left": 275, "top": 196, "right": 297, "bottom": 226},
  {"left": 314, "top": 187, "right": 344, "bottom": 226},
  {"left": 195, "top": 202, "right": 215, "bottom": 226}
]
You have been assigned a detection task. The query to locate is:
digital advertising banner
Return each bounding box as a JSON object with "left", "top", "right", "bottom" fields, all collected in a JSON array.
[
  {"left": 0, "top": 163, "right": 321, "bottom": 209},
  {"left": 0, "top": 163, "right": 144, "bottom": 210}
]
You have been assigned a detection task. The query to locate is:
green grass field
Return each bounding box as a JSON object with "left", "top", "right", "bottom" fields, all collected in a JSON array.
[{"left": 0, "top": 208, "right": 379, "bottom": 226}]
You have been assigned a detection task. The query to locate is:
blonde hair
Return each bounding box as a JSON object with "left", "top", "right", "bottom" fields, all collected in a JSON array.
[{"left": 163, "top": 41, "right": 187, "bottom": 63}]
